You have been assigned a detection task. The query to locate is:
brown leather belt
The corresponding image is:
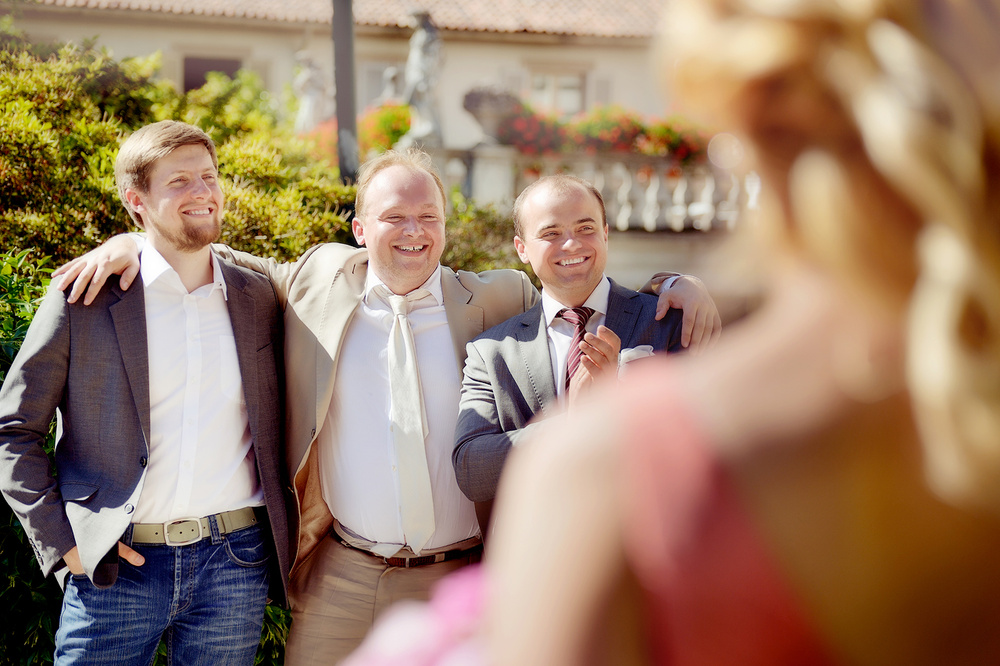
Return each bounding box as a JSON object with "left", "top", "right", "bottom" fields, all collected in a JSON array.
[
  {"left": 332, "top": 529, "right": 482, "bottom": 568},
  {"left": 131, "top": 507, "right": 261, "bottom": 546}
]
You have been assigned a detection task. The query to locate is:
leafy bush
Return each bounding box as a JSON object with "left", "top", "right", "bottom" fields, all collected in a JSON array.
[
  {"left": 442, "top": 190, "right": 537, "bottom": 287},
  {"left": 0, "top": 249, "right": 60, "bottom": 666},
  {"left": 305, "top": 103, "right": 412, "bottom": 165},
  {"left": 0, "top": 25, "right": 355, "bottom": 266}
]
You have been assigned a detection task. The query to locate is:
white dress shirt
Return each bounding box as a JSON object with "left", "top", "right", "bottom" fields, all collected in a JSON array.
[
  {"left": 318, "top": 265, "right": 479, "bottom": 556},
  {"left": 541, "top": 275, "right": 611, "bottom": 398},
  {"left": 132, "top": 244, "right": 263, "bottom": 524}
]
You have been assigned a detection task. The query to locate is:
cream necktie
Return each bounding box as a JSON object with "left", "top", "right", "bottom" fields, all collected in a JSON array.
[{"left": 381, "top": 286, "right": 436, "bottom": 554}]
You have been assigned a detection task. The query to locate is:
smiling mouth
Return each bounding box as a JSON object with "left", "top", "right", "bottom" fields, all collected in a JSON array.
[
  {"left": 396, "top": 245, "right": 426, "bottom": 253},
  {"left": 558, "top": 256, "right": 588, "bottom": 266},
  {"left": 184, "top": 207, "right": 214, "bottom": 216}
]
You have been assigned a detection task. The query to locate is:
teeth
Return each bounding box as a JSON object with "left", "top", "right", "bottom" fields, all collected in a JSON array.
[
  {"left": 398, "top": 245, "right": 425, "bottom": 252},
  {"left": 186, "top": 208, "right": 211, "bottom": 215},
  {"left": 559, "top": 257, "right": 586, "bottom": 266}
]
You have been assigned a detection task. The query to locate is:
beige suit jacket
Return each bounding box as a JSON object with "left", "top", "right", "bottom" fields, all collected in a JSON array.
[{"left": 215, "top": 242, "right": 537, "bottom": 575}]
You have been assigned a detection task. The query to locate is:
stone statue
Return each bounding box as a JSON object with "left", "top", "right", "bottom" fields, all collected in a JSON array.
[
  {"left": 293, "top": 52, "right": 327, "bottom": 134},
  {"left": 396, "top": 10, "right": 443, "bottom": 149}
]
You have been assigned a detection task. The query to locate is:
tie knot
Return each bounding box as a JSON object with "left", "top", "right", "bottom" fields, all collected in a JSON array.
[
  {"left": 558, "top": 306, "right": 595, "bottom": 328},
  {"left": 378, "top": 286, "right": 430, "bottom": 316}
]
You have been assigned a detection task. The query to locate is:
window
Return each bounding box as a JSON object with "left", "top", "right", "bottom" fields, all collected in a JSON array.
[
  {"left": 183, "top": 57, "right": 242, "bottom": 92},
  {"left": 528, "top": 72, "right": 585, "bottom": 117}
]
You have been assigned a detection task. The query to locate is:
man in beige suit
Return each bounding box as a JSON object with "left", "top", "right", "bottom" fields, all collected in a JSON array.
[{"left": 57, "top": 148, "right": 721, "bottom": 663}]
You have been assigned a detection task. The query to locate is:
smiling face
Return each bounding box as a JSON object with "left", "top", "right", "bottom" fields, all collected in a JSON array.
[
  {"left": 514, "top": 179, "right": 609, "bottom": 307},
  {"left": 125, "top": 143, "right": 223, "bottom": 256},
  {"left": 352, "top": 164, "right": 447, "bottom": 295}
]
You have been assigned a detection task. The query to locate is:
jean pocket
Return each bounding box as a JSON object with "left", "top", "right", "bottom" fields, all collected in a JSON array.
[{"left": 223, "top": 527, "right": 270, "bottom": 568}]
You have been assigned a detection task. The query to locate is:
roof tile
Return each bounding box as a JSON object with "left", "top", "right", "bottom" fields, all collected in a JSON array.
[{"left": 30, "top": 0, "right": 663, "bottom": 38}]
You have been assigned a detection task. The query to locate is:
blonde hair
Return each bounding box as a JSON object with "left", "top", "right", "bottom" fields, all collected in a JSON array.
[
  {"left": 114, "top": 120, "right": 218, "bottom": 228},
  {"left": 354, "top": 147, "right": 446, "bottom": 220},
  {"left": 662, "top": 0, "right": 1000, "bottom": 509}
]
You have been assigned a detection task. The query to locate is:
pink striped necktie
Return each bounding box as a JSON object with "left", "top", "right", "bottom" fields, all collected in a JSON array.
[{"left": 558, "top": 306, "right": 595, "bottom": 389}]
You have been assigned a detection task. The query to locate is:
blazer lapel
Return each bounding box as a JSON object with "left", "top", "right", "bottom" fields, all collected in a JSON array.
[
  {"left": 605, "top": 279, "right": 641, "bottom": 347},
  {"left": 515, "top": 304, "right": 558, "bottom": 413},
  {"left": 311, "top": 257, "right": 366, "bottom": 430},
  {"left": 109, "top": 281, "right": 151, "bottom": 448},
  {"left": 442, "top": 266, "right": 483, "bottom": 375},
  {"left": 220, "top": 263, "right": 260, "bottom": 431}
]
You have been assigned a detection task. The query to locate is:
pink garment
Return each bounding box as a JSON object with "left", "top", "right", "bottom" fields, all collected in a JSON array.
[
  {"left": 621, "top": 367, "right": 837, "bottom": 665},
  {"left": 341, "top": 564, "right": 487, "bottom": 666}
]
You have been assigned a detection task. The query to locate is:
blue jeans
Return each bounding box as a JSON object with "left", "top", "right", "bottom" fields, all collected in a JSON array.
[{"left": 54, "top": 521, "right": 269, "bottom": 666}]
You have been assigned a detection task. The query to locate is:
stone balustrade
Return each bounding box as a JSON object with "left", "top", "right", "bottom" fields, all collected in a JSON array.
[{"left": 430, "top": 146, "right": 760, "bottom": 232}]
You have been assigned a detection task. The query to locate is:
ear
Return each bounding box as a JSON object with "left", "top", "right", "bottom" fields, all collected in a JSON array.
[
  {"left": 124, "top": 188, "right": 145, "bottom": 214},
  {"left": 514, "top": 235, "right": 529, "bottom": 264},
  {"left": 351, "top": 216, "right": 366, "bottom": 246}
]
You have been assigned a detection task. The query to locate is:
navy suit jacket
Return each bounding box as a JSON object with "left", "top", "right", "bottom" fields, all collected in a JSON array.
[{"left": 453, "top": 278, "right": 683, "bottom": 507}]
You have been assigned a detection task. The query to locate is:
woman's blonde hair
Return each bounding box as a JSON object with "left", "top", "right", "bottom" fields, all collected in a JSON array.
[{"left": 662, "top": 0, "right": 1000, "bottom": 508}]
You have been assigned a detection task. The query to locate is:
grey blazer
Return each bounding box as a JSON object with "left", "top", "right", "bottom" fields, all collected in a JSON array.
[
  {"left": 453, "top": 279, "right": 684, "bottom": 504},
  {"left": 0, "top": 257, "right": 290, "bottom": 603}
]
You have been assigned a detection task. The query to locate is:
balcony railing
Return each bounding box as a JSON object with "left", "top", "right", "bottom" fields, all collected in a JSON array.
[{"left": 431, "top": 147, "right": 760, "bottom": 232}]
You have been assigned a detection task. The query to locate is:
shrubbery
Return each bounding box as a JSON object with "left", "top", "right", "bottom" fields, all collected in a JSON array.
[
  {"left": 0, "top": 250, "right": 57, "bottom": 666},
  {"left": 0, "top": 24, "right": 355, "bottom": 266}
]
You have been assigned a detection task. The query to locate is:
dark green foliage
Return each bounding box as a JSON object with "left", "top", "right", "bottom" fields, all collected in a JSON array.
[
  {"left": 0, "top": 22, "right": 355, "bottom": 266},
  {"left": 442, "top": 190, "right": 538, "bottom": 287},
  {"left": 0, "top": 249, "right": 60, "bottom": 666}
]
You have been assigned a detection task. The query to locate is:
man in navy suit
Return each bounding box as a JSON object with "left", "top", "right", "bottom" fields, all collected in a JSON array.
[{"left": 453, "top": 175, "right": 686, "bottom": 521}]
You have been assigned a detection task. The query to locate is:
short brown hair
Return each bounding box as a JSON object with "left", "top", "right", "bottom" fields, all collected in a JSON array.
[
  {"left": 114, "top": 120, "right": 218, "bottom": 228},
  {"left": 512, "top": 174, "right": 607, "bottom": 238},
  {"left": 354, "top": 147, "right": 446, "bottom": 220}
]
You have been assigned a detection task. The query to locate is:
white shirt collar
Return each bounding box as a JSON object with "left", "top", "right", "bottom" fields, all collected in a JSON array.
[
  {"left": 542, "top": 275, "right": 610, "bottom": 326},
  {"left": 363, "top": 264, "right": 444, "bottom": 308},
  {"left": 140, "top": 243, "right": 228, "bottom": 299}
]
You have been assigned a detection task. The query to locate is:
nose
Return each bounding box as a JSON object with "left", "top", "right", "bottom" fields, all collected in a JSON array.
[
  {"left": 191, "top": 177, "right": 212, "bottom": 199},
  {"left": 401, "top": 215, "right": 420, "bottom": 235},
  {"left": 561, "top": 234, "right": 582, "bottom": 251}
]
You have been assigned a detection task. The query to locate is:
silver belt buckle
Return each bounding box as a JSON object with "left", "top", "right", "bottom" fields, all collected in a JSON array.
[{"left": 164, "top": 517, "right": 204, "bottom": 546}]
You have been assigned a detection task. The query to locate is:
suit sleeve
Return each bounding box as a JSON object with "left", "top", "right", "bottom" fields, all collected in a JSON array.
[
  {"left": 211, "top": 244, "right": 299, "bottom": 308},
  {"left": 453, "top": 340, "right": 545, "bottom": 502},
  {"left": 0, "top": 287, "right": 77, "bottom": 576}
]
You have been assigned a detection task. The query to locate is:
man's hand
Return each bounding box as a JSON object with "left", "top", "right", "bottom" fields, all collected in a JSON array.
[
  {"left": 656, "top": 275, "right": 722, "bottom": 354},
  {"left": 567, "top": 326, "right": 621, "bottom": 406},
  {"left": 62, "top": 543, "right": 146, "bottom": 576},
  {"left": 52, "top": 234, "right": 141, "bottom": 305}
]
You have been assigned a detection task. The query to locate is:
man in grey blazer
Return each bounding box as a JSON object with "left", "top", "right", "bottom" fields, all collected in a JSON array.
[
  {"left": 0, "top": 121, "right": 288, "bottom": 665},
  {"left": 454, "top": 174, "right": 686, "bottom": 515}
]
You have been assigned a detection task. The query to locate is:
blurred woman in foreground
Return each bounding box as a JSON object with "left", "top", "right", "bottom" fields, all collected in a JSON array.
[{"left": 488, "top": 1, "right": 1000, "bottom": 664}]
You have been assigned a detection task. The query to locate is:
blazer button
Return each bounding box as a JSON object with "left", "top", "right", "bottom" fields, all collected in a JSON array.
[
  {"left": 140, "top": 456, "right": 147, "bottom": 468},
  {"left": 124, "top": 504, "right": 134, "bottom": 514}
]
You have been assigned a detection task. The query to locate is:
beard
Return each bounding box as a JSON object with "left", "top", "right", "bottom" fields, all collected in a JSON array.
[{"left": 150, "top": 215, "right": 222, "bottom": 253}]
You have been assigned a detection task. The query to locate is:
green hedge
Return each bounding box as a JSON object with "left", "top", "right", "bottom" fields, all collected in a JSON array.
[
  {"left": 0, "top": 23, "right": 355, "bottom": 265},
  {"left": 0, "top": 250, "right": 60, "bottom": 666}
]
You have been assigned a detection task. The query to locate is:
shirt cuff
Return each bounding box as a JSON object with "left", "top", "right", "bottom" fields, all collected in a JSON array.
[{"left": 658, "top": 274, "right": 683, "bottom": 293}]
